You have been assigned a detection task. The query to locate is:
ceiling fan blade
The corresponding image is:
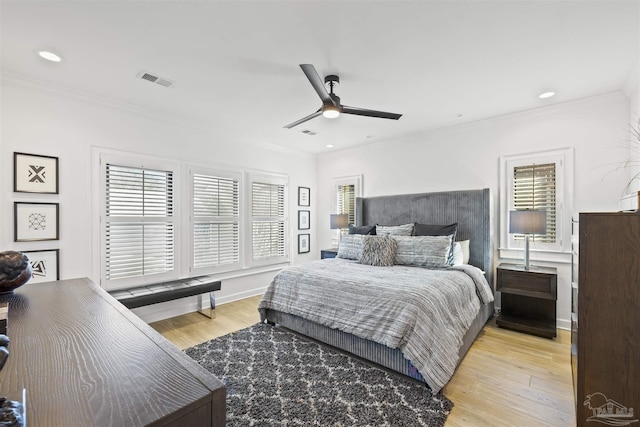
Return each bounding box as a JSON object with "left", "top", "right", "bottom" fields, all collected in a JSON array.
[
  {"left": 300, "top": 64, "right": 336, "bottom": 107},
  {"left": 342, "top": 106, "right": 402, "bottom": 120},
  {"left": 284, "top": 109, "right": 322, "bottom": 129}
]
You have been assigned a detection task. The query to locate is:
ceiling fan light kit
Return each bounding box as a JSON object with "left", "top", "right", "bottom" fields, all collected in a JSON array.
[{"left": 284, "top": 64, "right": 402, "bottom": 129}]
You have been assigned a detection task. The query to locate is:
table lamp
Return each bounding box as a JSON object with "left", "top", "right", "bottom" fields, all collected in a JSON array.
[
  {"left": 509, "top": 210, "right": 547, "bottom": 270},
  {"left": 330, "top": 214, "right": 349, "bottom": 243}
]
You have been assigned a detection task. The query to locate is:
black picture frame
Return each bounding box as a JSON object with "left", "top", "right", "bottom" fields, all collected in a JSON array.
[
  {"left": 21, "top": 249, "right": 60, "bottom": 283},
  {"left": 298, "top": 234, "right": 310, "bottom": 254},
  {"left": 14, "top": 152, "right": 59, "bottom": 194},
  {"left": 298, "top": 186, "right": 310, "bottom": 207},
  {"left": 14, "top": 202, "right": 60, "bottom": 242},
  {"left": 298, "top": 210, "right": 310, "bottom": 230}
]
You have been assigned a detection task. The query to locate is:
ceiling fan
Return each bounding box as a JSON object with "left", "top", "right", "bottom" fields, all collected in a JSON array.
[{"left": 284, "top": 64, "right": 402, "bottom": 129}]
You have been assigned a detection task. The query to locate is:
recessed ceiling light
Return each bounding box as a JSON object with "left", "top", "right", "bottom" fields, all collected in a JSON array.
[
  {"left": 326, "top": 144, "right": 334, "bottom": 148},
  {"left": 37, "top": 50, "right": 62, "bottom": 62},
  {"left": 538, "top": 91, "right": 555, "bottom": 99}
]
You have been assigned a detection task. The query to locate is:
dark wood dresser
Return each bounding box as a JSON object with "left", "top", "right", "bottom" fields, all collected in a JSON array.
[
  {"left": 0, "top": 278, "right": 226, "bottom": 426},
  {"left": 574, "top": 212, "right": 640, "bottom": 426}
]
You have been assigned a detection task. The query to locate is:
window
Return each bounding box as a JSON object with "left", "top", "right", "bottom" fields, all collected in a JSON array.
[
  {"left": 249, "top": 175, "right": 288, "bottom": 264},
  {"left": 332, "top": 175, "right": 362, "bottom": 245},
  {"left": 500, "top": 147, "right": 574, "bottom": 261},
  {"left": 104, "top": 163, "right": 175, "bottom": 285},
  {"left": 337, "top": 183, "right": 356, "bottom": 225},
  {"left": 97, "top": 149, "right": 290, "bottom": 290},
  {"left": 512, "top": 162, "right": 556, "bottom": 243},
  {"left": 191, "top": 170, "right": 241, "bottom": 273}
]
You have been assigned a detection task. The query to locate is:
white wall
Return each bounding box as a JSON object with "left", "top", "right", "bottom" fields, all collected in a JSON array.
[
  {"left": 317, "top": 91, "right": 631, "bottom": 330},
  {"left": 623, "top": 60, "right": 640, "bottom": 193},
  {"left": 0, "top": 80, "right": 318, "bottom": 322}
]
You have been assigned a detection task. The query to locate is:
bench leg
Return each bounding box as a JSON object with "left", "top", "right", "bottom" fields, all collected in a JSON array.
[{"left": 197, "top": 292, "right": 216, "bottom": 319}]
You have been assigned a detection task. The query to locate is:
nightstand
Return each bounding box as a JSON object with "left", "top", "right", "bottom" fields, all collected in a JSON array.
[
  {"left": 496, "top": 263, "right": 557, "bottom": 338},
  {"left": 320, "top": 248, "right": 338, "bottom": 259}
]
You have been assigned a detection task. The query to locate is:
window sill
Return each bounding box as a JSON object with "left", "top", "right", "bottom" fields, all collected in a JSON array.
[{"left": 498, "top": 248, "right": 571, "bottom": 265}]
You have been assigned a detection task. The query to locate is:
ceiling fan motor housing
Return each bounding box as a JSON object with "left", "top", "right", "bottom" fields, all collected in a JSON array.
[{"left": 324, "top": 75, "right": 340, "bottom": 85}]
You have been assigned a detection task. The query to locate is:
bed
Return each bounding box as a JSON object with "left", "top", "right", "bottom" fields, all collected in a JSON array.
[{"left": 258, "top": 188, "right": 494, "bottom": 393}]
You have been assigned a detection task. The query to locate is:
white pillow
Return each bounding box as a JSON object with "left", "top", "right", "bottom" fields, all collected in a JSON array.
[
  {"left": 459, "top": 240, "right": 470, "bottom": 264},
  {"left": 450, "top": 240, "right": 470, "bottom": 266}
]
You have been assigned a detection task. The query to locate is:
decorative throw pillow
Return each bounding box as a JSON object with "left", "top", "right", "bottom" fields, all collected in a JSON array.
[
  {"left": 348, "top": 225, "right": 376, "bottom": 235},
  {"left": 393, "top": 235, "right": 454, "bottom": 268},
  {"left": 337, "top": 234, "right": 365, "bottom": 260},
  {"left": 359, "top": 235, "right": 397, "bottom": 267},
  {"left": 376, "top": 223, "right": 414, "bottom": 236}
]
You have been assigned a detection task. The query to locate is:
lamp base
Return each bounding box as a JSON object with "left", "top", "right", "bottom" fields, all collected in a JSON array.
[{"left": 523, "top": 235, "right": 531, "bottom": 270}]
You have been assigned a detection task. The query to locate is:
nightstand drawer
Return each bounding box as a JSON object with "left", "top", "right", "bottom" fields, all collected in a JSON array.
[{"left": 497, "top": 268, "right": 557, "bottom": 300}]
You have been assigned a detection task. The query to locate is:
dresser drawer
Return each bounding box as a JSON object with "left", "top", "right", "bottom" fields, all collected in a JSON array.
[{"left": 497, "top": 268, "right": 557, "bottom": 300}]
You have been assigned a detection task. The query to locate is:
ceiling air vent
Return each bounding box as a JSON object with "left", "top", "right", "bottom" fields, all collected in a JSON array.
[
  {"left": 301, "top": 129, "right": 317, "bottom": 135},
  {"left": 137, "top": 71, "right": 175, "bottom": 88}
]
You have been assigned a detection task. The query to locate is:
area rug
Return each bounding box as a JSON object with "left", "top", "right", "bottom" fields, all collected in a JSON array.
[{"left": 184, "top": 323, "right": 453, "bottom": 427}]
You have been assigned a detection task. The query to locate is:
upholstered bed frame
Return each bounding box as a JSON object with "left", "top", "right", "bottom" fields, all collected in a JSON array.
[{"left": 263, "top": 188, "right": 494, "bottom": 386}]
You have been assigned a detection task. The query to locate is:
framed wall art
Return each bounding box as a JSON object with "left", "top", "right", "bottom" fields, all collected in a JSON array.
[
  {"left": 298, "top": 233, "right": 310, "bottom": 254},
  {"left": 298, "top": 210, "right": 310, "bottom": 230},
  {"left": 14, "top": 152, "right": 59, "bottom": 194},
  {"left": 298, "top": 186, "right": 310, "bottom": 207},
  {"left": 14, "top": 202, "right": 59, "bottom": 242},
  {"left": 22, "top": 249, "right": 59, "bottom": 284}
]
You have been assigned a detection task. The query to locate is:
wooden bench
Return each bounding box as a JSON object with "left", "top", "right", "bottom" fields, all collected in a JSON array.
[{"left": 109, "top": 276, "right": 222, "bottom": 318}]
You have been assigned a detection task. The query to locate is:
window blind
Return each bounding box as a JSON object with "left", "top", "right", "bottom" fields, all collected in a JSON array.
[
  {"left": 192, "top": 173, "right": 240, "bottom": 269},
  {"left": 337, "top": 184, "right": 355, "bottom": 226},
  {"left": 105, "top": 164, "right": 174, "bottom": 280},
  {"left": 251, "top": 181, "right": 286, "bottom": 260},
  {"left": 513, "top": 162, "right": 556, "bottom": 243}
]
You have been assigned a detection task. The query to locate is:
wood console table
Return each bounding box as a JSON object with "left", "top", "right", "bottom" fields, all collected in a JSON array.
[{"left": 0, "top": 278, "right": 226, "bottom": 426}]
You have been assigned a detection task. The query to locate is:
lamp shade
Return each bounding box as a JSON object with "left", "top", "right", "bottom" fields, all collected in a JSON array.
[
  {"left": 509, "top": 210, "right": 547, "bottom": 235},
  {"left": 330, "top": 214, "right": 349, "bottom": 229}
]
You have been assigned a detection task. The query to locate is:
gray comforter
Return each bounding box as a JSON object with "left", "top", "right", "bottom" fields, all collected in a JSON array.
[{"left": 258, "top": 258, "right": 494, "bottom": 393}]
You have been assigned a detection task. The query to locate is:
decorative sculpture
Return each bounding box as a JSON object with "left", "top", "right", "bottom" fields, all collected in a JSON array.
[
  {"left": 0, "top": 251, "right": 32, "bottom": 295},
  {"left": 0, "top": 251, "right": 28, "bottom": 426}
]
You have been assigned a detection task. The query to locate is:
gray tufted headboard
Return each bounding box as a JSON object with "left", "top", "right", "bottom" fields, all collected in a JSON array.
[{"left": 355, "top": 188, "right": 493, "bottom": 287}]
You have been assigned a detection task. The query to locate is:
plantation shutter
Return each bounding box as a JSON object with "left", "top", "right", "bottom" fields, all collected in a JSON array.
[
  {"left": 105, "top": 164, "right": 174, "bottom": 280},
  {"left": 192, "top": 173, "right": 240, "bottom": 270},
  {"left": 337, "top": 184, "right": 355, "bottom": 226},
  {"left": 251, "top": 181, "right": 286, "bottom": 260},
  {"left": 513, "top": 163, "right": 556, "bottom": 243}
]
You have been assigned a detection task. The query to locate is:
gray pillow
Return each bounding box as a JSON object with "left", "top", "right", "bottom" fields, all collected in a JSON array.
[
  {"left": 413, "top": 223, "right": 458, "bottom": 238},
  {"left": 337, "top": 234, "right": 365, "bottom": 260},
  {"left": 359, "top": 235, "right": 397, "bottom": 267},
  {"left": 393, "top": 235, "right": 454, "bottom": 268},
  {"left": 348, "top": 225, "right": 376, "bottom": 235},
  {"left": 376, "top": 223, "right": 414, "bottom": 236}
]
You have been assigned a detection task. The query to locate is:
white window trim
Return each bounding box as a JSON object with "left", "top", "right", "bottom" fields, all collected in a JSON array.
[
  {"left": 188, "top": 165, "right": 243, "bottom": 276},
  {"left": 244, "top": 172, "right": 290, "bottom": 268},
  {"left": 499, "top": 147, "right": 574, "bottom": 264},
  {"left": 97, "top": 150, "right": 182, "bottom": 291}
]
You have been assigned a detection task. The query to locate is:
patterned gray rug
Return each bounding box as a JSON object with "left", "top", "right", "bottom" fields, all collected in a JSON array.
[{"left": 184, "top": 323, "right": 453, "bottom": 427}]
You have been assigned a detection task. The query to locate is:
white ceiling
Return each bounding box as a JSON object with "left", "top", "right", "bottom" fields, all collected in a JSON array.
[{"left": 1, "top": 1, "right": 638, "bottom": 154}]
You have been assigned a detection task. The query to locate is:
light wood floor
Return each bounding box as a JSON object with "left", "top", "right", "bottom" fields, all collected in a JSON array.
[{"left": 150, "top": 296, "right": 575, "bottom": 427}]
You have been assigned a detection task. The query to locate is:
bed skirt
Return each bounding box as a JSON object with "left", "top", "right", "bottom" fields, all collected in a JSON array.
[{"left": 261, "top": 301, "right": 493, "bottom": 387}]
